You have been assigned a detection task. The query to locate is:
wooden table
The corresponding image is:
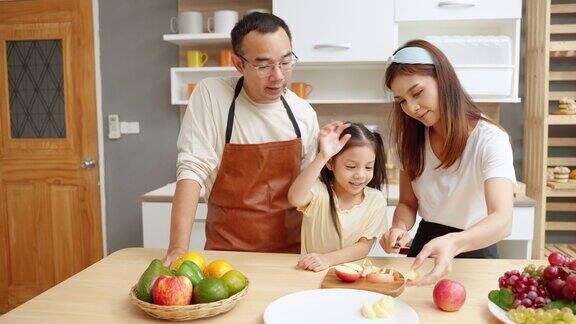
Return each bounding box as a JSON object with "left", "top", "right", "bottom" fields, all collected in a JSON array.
[{"left": 0, "top": 248, "right": 545, "bottom": 323}]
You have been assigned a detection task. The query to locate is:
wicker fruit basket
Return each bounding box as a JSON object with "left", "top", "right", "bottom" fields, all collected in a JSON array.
[{"left": 129, "top": 280, "right": 249, "bottom": 321}]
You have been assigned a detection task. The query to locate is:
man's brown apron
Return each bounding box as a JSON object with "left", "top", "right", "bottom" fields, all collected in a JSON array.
[{"left": 205, "top": 77, "right": 303, "bottom": 253}]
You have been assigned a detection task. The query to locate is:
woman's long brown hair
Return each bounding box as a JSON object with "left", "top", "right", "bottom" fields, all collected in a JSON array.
[
  {"left": 319, "top": 122, "right": 388, "bottom": 239},
  {"left": 385, "top": 39, "right": 491, "bottom": 180}
]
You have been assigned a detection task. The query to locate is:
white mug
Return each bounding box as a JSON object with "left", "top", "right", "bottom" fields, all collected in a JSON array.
[
  {"left": 170, "top": 11, "right": 203, "bottom": 34},
  {"left": 207, "top": 10, "right": 239, "bottom": 34}
]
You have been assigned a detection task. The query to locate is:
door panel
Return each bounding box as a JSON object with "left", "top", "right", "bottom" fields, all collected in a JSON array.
[{"left": 0, "top": 0, "right": 102, "bottom": 313}]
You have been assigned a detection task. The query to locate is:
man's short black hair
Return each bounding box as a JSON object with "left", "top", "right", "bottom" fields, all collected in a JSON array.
[{"left": 231, "top": 12, "right": 292, "bottom": 55}]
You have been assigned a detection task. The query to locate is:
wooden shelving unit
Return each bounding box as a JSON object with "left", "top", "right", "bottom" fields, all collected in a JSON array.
[{"left": 524, "top": 1, "right": 576, "bottom": 259}]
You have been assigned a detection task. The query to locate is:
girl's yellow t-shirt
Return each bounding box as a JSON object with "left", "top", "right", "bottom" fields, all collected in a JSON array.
[{"left": 298, "top": 180, "right": 388, "bottom": 254}]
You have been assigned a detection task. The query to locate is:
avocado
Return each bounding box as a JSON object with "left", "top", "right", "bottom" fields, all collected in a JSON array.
[{"left": 136, "top": 259, "right": 172, "bottom": 303}]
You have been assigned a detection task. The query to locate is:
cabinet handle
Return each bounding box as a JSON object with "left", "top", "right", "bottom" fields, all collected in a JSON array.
[
  {"left": 438, "top": 0, "right": 476, "bottom": 8},
  {"left": 313, "top": 43, "right": 352, "bottom": 50}
]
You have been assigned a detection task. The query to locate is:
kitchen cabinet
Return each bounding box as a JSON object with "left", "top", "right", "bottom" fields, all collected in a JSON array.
[
  {"left": 272, "top": 0, "right": 395, "bottom": 63},
  {"left": 142, "top": 183, "right": 535, "bottom": 259},
  {"left": 166, "top": 0, "right": 522, "bottom": 104},
  {"left": 395, "top": 0, "right": 521, "bottom": 22}
]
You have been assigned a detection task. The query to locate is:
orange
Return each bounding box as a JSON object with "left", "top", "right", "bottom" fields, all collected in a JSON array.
[
  {"left": 204, "top": 260, "right": 234, "bottom": 278},
  {"left": 170, "top": 251, "right": 206, "bottom": 271}
]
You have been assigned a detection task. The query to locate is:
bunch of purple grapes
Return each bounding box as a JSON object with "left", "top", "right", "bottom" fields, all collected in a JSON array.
[
  {"left": 543, "top": 252, "right": 576, "bottom": 301},
  {"left": 498, "top": 269, "right": 550, "bottom": 308}
]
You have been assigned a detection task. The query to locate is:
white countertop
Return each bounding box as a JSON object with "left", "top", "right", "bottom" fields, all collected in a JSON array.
[{"left": 141, "top": 182, "right": 534, "bottom": 206}]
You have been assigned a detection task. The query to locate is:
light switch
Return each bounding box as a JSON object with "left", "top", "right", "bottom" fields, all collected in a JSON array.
[{"left": 108, "top": 114, "right": 121, "bottom": 139}]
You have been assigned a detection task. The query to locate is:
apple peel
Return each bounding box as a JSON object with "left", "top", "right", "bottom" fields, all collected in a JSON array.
[{"left": 334, "top": 265, "right": 361, "bottom": 282}]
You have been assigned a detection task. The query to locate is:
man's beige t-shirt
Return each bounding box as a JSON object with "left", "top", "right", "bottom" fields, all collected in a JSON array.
[
  {"left": 298, "top": 180, "right": 388, "bottom": 254},
  {"left": 177, "top": 76, "right": 319, "bottom": 200}
]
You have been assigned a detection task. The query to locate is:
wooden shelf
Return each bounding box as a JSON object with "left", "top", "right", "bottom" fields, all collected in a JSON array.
[
  {"left": 550, "top": 41, "right": 576, "bottom": 52},
  {"left": 547, "top": 114, "right": 576, "bottom": 125},
  {"left": 547, "top": 202, "right": 576, "bottom": 212},
  {"left": 309, "top": 99, "right": 388, "bottom": 104},
  {"left": 547, "top": 188, "right": 576, "bottom": 197},
  {"left": 547, "top": 157, "right": 576, "bottom": 166},
  {"left": 550, "top": 41, "right": 576, "bottom": 58},
  {"left": 163, "top": 33, "right": 230, "bottom": 46},
  {"left": 550, "top": 24, "right": 576, "bottom": 34},
  {"left": 551, "top": 4, "right": 576, "bottom": 14},
  {"left": 544, "top": 244, "right": 576, "bottom": 258},
  {"left": 548, "top": 137, "right": 576, "bottom": 147},
  {"left": 546, "top": 221, "right": 576, "bottom": 231},
  {"left": 549, "top": 71, "right": 576, "bottom": 81},
  {"left": 172, "top": 67, "right": 236, "bottom": 73},
  {"left": 549, "top": 91, "right": 576, "bottom": 101}
]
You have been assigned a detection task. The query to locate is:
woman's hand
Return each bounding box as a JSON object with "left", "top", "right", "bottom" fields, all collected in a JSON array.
[
  {"left": 297, "top": 253, "right": 332, "bottom": 272},
  {"left": 408, "top": 233, "right": 461, "bottom": 286},
  {"left": 380, "top": 227, "right": 410, "bottom": 253},
  {"left": 318, "top": 121, "right": 351, "bottom": 160}
]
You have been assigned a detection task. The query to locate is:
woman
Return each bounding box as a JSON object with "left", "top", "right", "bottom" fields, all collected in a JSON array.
[{"left": 380, "top": 40, "right": 516, "bottom": 286}]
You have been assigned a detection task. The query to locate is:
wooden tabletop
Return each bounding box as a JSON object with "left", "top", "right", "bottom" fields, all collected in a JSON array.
[{"left": 0, "top": 248, "right": 546, "bottom": 323}]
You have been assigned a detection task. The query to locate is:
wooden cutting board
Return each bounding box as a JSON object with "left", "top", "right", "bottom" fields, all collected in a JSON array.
[
  {"left": 320, "top": 268, "right": 406, "bottom": 297},
  {"left": 548, "top": 181, "right": 576, "bottom": 190}
]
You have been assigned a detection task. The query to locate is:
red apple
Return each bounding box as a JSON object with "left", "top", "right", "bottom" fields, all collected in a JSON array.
[
  {"left": 433, "top": 279, "right": 466, "bottom": 312},
  {"left": 151, "top": 275, "right": 193, "bottom": 306},
  {"left": 334, "top": 265, "right": 361, "bottom": 282}
]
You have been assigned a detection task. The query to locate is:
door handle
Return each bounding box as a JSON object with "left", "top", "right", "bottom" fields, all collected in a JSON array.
[
  {"left": 81, "top": 158, "right": 96, "bottom": 169},
  {"left": 314, "top": 43, "right": 352, "bottom": 50},
  {"left": 438, "top": 1, "right": 476, "bottom": 8}
]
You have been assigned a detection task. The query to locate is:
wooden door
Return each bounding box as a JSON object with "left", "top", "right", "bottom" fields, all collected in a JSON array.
[{"left": 0, "top": 0, "right": 103, "bottom": 312}]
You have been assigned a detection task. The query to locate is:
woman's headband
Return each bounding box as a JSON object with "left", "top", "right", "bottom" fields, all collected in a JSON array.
[
  {"left": 384, "top": 47, "right": 435, "bottom": 92},
  {"left": 389, "top": 47, "right": 435, "bottom": 65}
]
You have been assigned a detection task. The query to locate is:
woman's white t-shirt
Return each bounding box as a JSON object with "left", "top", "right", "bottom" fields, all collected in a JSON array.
[{"left": 411, "top": 120, "right": 517, "bottom": 230}]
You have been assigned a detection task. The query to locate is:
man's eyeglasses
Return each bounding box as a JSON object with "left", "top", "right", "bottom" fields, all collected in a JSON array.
[{"left": 237, "top": 52, "right": 299, "bottom": 78}]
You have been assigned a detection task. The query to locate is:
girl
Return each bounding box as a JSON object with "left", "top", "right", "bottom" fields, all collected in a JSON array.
[
  {"left": 380, "top": 40, "right": 516, "bottom": 286},
  {"left": 288, "top": 121, "right": 388, "bottom": 272}
]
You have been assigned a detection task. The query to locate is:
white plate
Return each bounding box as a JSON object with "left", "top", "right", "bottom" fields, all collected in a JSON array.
[
  {"left": 263, "top": 288, "right": 418, "bottom": 324},
  {"left": 487, "top": 300, "right": 513, "bottom": 324}
]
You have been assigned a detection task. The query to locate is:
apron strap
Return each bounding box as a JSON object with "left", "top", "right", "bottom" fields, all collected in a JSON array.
[
  {"left": 225, "top": 77, "right": 245, "bottom": 144},
  {"left": 281, "top": 96, "right": 301, "bottom": 139},
  {"left": 225, "top": 77, "right": 302, "bottom": 144}
]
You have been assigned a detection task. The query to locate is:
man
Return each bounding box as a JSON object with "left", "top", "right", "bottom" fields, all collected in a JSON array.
[{"left": 164, "top": 13, "right": 319, "bottom": 266}]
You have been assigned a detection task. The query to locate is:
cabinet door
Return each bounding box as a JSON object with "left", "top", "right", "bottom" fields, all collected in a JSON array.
[
  {"left": 395, "top": 0, "right": 521, "bottom": 21},
  {"left": 273, "top": 0, "right": 395, "bottom": 62}
]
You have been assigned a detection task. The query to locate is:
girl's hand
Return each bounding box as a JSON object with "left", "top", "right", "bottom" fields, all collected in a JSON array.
[
  {"left": 296, "top": 253, "right": 331, "bottom": 272},
  {"left": 318, "top": 121, "right": 351, "bottom": 160},
  {"left": 380, "top": 227, "right": 410, "bottom": 253},
  {"left": 407, "top": 233, "right": 460, "bottom": 286}
]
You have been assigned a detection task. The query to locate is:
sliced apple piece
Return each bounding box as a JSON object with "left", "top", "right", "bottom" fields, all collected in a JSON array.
[
  {"left": 361, "top": 265, "right": 381, "bottom": 277},
  {"left": 366, "top": 272, "right": 395, "bottom": 283},
  {"left": 405, "top": 269, "right": 418, "bottom": 281},
  {"left": 361, "top": 303, "right": 377, "bottom": 319},
  {"left": 361, "top": 296, "right": 395, "bottom": 319},
  {"left": 372, "top": 302, "right": 390, "bottom": 317},
  {"left": 334, "top": 265, "right": 361, "bottom": 282},
  {"left": 378, "top": 295, "right": 395, "bottom": 313},
  {"left": 340, "top": 262, "right": 364, "bottom": 273}
]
